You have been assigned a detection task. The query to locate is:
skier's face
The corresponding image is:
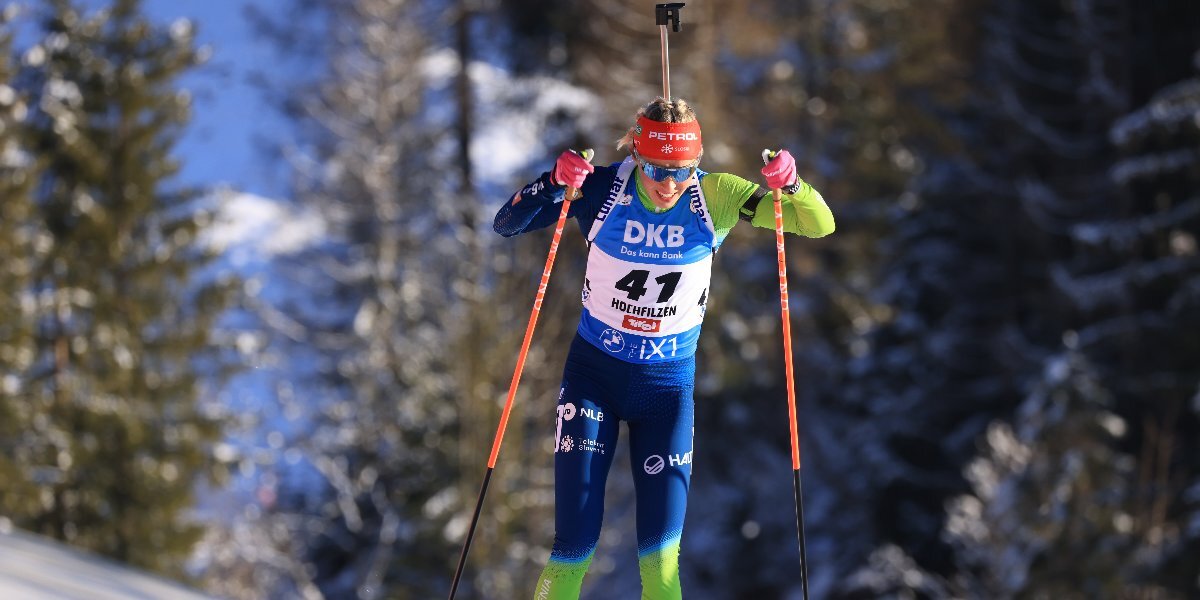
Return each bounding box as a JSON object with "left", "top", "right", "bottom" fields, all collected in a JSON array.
[{"left": 636, "top": 157, "right": 697, "bottom": 210}]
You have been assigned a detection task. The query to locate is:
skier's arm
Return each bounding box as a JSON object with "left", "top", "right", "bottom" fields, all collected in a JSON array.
[
  {"left": 493, "top": 171, "right": 570, "bottom": 236},
  {"left": 702, "top": 172, "right": 836, "bottom": 238},
  {"left": 742, "top": 178, "right": 835, "bottom": 238},
  {"left": 489, "top": 151, "right": 600, "bottom": 237}
]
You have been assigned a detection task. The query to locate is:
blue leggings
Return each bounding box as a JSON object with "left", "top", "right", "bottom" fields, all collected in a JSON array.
[{"left": 534, "top": 334, "right": 695, "bottom": 599}]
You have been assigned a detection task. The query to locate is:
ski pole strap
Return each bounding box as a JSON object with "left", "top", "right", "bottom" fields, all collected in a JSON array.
[{"left": 739, "top": 186, "right": 770, "bottom": 223}]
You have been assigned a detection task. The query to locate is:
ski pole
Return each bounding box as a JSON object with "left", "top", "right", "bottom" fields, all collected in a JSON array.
[
  {"left": 762, "top": 149, "right": 810, "bottom": 600},
  {"left": 449, "top": 149, "right": 594, "bottom": 600},
  {"left": 655, "top": 3, "right": 685, "bottom": 100}
]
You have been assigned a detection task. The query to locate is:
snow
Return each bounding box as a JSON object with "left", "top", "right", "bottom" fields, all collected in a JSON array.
[
  {"left": 0, "top": 526, "right": 213, "bottom": 600},
  {"left": 418, "top": 46, "right": 602, "bottom": 187},
  {"left": 201, "top": 190, "right": 325, "bottom": 260},
  {"left": 469, "top": 65, "right": 602, "bottom": 183}
]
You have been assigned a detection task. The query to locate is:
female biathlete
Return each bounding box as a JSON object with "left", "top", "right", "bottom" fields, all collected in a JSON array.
[{"left": 493, "top": 97, "right": 835, "bottom": 600}]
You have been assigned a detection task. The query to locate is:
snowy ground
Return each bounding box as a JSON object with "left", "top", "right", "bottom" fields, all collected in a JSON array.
[{"left": 0, "top": 523, "right": 214, "bottom": 600}]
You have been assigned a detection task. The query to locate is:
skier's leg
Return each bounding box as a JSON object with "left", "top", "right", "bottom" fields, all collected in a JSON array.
[
  {"left": 532, "top": 376, "right": 619, "bottom": 600},
  {"left": 627, "top": 359, "right": 695, "bottom": 600}
]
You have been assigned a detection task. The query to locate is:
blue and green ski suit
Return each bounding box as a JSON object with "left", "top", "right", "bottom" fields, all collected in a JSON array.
[{"left": 494, "top": 156, "right": 834, "bottom": 599}]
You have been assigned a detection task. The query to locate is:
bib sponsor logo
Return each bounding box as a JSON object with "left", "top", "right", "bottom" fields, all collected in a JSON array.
[
  {"left": 622, "top": 315, "right": 661, "bottom": 332},
  {"left": 689, "top": 193, "right": 708, "bottom": 220},
  {"left": 619, "top": 246, "right": 685, "bottom": 260},
  {"left": 600, "top": 328, "right": 625, "bottom": 353},
  {"left": 639, "top": 336, "right": 678, "bottom": 360},
  {"left": 596, "top": 175, "right": 627, "bottom": 225},
  {"left": 648, "top": 131, "right": 700, "bottom": 141},
  {"left": 623, "top": 220, "right": 685, "bottom": 248}
]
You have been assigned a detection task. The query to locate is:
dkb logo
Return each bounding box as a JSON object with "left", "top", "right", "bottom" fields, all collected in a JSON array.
[{"left": 623, "top": 220, "right": 685, "bottom": 248}]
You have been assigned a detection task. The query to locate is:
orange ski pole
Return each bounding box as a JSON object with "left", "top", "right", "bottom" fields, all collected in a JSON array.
[
  {"left": 449, "top": 149, "right": 593, "bottom": 599},
  {"left": 763, "top": 149, "right": 810, "bottom": 600}
]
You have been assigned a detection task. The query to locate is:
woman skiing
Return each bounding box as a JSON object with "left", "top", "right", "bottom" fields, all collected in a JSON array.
[{"left": 494, "top": 97, "right": 835, "bottom": 600}]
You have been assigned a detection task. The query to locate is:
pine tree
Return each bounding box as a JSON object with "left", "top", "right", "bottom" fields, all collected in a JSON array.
[
  {"left": 0, "top": 4, "right": 44, "bottom": 514},
  {"left": 9, "top": 0, "right": 228, "bottom": 577},
  {"left": 835, "top": 0, "right": 1200, "bottom": 596},
  {"left": 944, "top": 352, "right": 1143, "bottom": 597},
  {"left": 238, "top": 1, "right": 467, "bottom": 597},
  {"left": 824, "top": 0, "right": 1132, "bottom": 593},
  {"left": 1063, "top": 39, "right": 1200, "bottom": 595}
]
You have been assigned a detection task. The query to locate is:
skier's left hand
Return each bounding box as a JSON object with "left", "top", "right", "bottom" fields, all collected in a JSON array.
[{"left": 761, "top": 149, "right": 797, "bottom": 191}]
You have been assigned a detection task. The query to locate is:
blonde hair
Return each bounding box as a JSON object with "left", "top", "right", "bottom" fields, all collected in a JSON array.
[{"left": 616, "top": 97, "right": 702, "bottom": 157}]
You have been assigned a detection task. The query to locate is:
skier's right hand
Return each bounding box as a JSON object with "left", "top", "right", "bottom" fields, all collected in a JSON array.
[
  {"left": 552, "top": 150, "right": 595, "bottom": 189},
  {"left": 761, "top": 149, "right": 797, "bottom": 191}
]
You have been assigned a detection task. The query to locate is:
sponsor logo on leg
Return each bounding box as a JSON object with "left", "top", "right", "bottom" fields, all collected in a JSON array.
[
  {"left": 555, "top": 403, "right": 576, "bottom": 453},
  {"left": 644, "top": 454, "right": 665, "bottom": 475},
  {"left": 669, "top": 451, "right": 693, "bottom": 467},
  {"left": 643, "top": 452, "right": 692, "bottom": 475},
  {"left": 578, "top": 437, "right": 606, "bottom": 454},
  {"left": 579, "top": 406, "right": 603, "bottom": 422}
]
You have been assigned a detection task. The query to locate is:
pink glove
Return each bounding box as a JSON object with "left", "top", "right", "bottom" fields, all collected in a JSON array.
[
  {"left": 552, "top": 150, "right": 595, "bottom": 189},
  {"left": 760, "top": 149, "right": 797, "bottom": 190}
]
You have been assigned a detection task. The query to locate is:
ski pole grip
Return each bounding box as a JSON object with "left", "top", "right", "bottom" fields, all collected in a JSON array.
[
  {"left": 762, "top": 148, "right": 779, "bottom": 165},
  {"left": 565, "top": 149, "right": 594, "bottom": 201}
]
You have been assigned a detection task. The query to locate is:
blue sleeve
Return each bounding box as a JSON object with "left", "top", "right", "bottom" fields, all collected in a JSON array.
[{"left": 493, "top": 164, "right": 618, "bottom": 238}]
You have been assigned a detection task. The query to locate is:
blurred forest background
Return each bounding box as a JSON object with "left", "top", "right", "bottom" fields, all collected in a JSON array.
[{"left": 0, "top": 0, "right": 1198, "bottom": 598}]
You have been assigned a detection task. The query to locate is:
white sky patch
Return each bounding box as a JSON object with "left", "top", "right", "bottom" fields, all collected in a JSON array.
[{"left": 420, "top": 47, "right": 460, "bottom": 83}]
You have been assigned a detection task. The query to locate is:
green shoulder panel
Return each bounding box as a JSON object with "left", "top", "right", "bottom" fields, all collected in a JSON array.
[
  {"left": 699, "top": 172, "right": 836, "bottom": 239},
  {"left": 698, "top": 171, "right": 760, "bottom": 233}
]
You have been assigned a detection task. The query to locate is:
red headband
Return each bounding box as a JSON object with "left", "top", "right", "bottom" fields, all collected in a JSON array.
[{"left": 632, "top": 115, "right": 702, "bottom": 162}]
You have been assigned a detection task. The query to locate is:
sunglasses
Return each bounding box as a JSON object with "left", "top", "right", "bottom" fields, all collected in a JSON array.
[{"left": 636, "top": 157, "right": 698, "bottom": 183}]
